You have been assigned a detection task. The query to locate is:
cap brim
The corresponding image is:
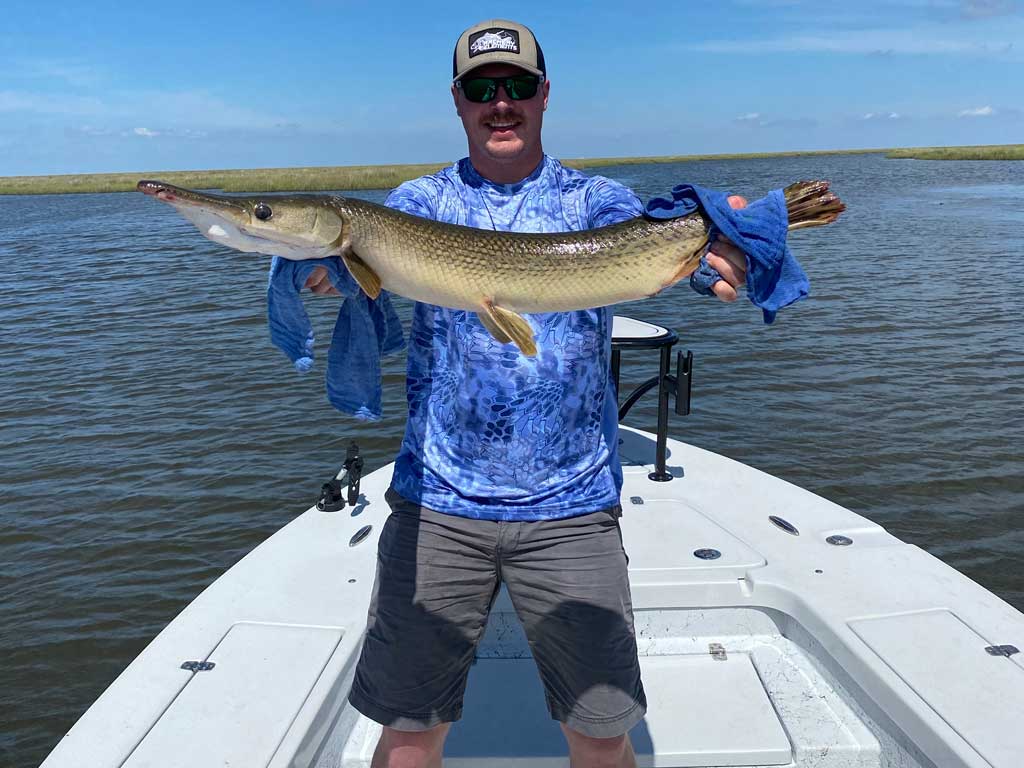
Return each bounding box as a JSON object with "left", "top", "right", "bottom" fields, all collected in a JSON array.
[{"left": 453, "top": 58, "right": 544, "bottom": 82}]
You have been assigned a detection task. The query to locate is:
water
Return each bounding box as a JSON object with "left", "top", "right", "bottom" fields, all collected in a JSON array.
[{"left": 2, "top": 154, "right": 1022, "bottom": 766}]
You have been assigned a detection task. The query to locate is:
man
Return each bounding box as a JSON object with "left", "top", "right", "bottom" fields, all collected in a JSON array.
[{"left": 306, "top": 19, "right": 748, "bottom": 768}]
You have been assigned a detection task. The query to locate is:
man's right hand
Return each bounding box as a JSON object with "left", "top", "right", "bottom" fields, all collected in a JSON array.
[{"left": 304, "top": 266, "right": 342, "bottom": 296}]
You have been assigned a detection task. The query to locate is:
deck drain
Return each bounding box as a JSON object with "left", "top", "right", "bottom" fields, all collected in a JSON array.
[
  {"left": 694, "top": 548, "right": 721, "bottom": 560},
  {"left": 349, "top": 525, "right": 372, "bottom": 547},
  {"left": 826, "top": 535, "right": 853, "bottom": 546},
  {"left": 769, "top": 515, "right": 799, "bottom": 535}
]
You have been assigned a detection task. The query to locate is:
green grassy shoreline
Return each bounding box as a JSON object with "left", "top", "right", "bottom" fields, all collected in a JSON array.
[{"left": 2, "top": 144, "right": 1021, "bottom": 195}]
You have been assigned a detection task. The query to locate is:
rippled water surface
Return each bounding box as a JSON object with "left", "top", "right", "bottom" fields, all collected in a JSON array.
[{"left": 2, "top": 154, "right": 1022, "bottom": 767}]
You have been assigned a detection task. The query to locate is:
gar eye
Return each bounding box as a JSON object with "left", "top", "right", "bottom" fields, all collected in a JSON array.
[{"left": 254, "top": 202, "right": 273, "bottom": 220}]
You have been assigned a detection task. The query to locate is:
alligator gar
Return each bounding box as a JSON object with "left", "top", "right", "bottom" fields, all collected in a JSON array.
[{"left": 137, "top": 179, "right": 844, "bottom": 355}]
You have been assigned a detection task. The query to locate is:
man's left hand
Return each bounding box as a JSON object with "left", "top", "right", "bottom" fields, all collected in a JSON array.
[{"left": 706, "top": 195, "right": 748, "bottom": 303}]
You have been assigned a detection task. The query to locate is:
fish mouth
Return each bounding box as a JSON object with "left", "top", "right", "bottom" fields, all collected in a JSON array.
[
  {"left": 138, "top": 179, "right": 255, "bottom": 244},
  {"left": 138, "top": 179, "right": 247, "bottom": 212}
]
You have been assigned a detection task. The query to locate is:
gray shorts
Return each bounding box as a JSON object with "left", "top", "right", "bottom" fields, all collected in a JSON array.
[{"left": 348, "top": 489, "right": 646, "bottom": 738}]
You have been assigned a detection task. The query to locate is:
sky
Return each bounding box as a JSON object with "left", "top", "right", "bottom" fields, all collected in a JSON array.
[{"left": 1, "top": 0, "right": 1022, "bottom": 176}]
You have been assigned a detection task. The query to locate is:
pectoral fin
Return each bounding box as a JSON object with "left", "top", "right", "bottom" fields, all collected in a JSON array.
[
  {"left": 477, "top": 311, "right": 512, "bottom": 345},
  {"left": 479, "top": 301, "right": 537, "bottom": 356},
  {"left": 342, "top": 253, "right": 382, "bottom": 299}
]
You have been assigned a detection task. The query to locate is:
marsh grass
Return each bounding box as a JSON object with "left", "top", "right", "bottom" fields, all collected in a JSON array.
[
  {"left": 0, "top": 150, "right": 882, "bottom": 196},
  {"left": 886, "top": 144, "right": 1024, "bottom": 161},
  {"left": 0, "top": 163, "right": 451, "bottom": 196},
  {"left": 1, "top": 145, "right": 1020, "bottom": 195},
  {"left": 564, "top": 148, "right": 885, "bottom": 167}
]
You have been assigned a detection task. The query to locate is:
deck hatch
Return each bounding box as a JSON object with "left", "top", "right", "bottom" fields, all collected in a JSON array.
[
  {"left": 850, "top": 609, "right": 1024, "bottom": 767},
  {"left": 446, "top": 653, "right": 791, "bottom": 766},
  {"left": 123, "top": 622, "right": 343, "bottom": 768},
  {"left": 619, "top": 500, "right": 765, "bottom": 576}
]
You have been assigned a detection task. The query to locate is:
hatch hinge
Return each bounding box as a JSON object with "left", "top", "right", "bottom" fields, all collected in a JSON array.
[
  {"left": 985, "top": 645, "right": 1020, "bottom": 658},
  {"left": 709, "top": 643, "right": 727, "bottom": 661},
  {"left": 180, "top": 660, "right": 216, "bottom": 672}
]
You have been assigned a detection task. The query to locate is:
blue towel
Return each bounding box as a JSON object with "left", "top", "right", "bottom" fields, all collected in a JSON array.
[
  {"left": 267, "top": 256, "right": 405, "bottom": 420},
  {"left": 644, "top": 184, "right": 809, "bottom": 323}
]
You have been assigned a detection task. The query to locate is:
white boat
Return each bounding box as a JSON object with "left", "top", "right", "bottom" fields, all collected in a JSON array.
[{"left": 41, "top": 317, "right": 1024, "bottom": 768}]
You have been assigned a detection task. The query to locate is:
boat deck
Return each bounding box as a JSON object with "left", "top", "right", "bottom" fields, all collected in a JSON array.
[
  {"left": 333, "top": 602, "right": 894, "bottom": 767},
  {"left": 41, "top": 428, "right": 1024, "bottom": 768}
]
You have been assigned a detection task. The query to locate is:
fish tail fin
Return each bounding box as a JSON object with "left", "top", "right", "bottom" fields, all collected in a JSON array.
[{"left": 784, "top": 181, "right": 845, "bottom": 231}]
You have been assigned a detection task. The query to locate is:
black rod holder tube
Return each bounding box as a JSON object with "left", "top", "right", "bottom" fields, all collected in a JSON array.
[
  {"left": 649, "top": 345, "right": 673, "bottom": 482},
  {"left": 675, "top": 350, "right": 693, "bottom": 416}
]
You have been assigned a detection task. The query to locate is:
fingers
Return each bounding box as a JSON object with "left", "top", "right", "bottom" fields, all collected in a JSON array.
[
  {"left": 303, "top": 266, "right": 326, "bottom": 291},
  {"left": 304, "top": 266, "right": 342, "bottom": 297},
  {"left": 707, "top": 242, "right": 745, "bottom": 281},
  {"left": 706, "top": 195, "right": 748, "bottom": 302},
  {"left": 706, "top": 236, "right": 747, "bottom": 302},
  {"left": 711, "top": 277, "right": 738, "bottom": 302}
]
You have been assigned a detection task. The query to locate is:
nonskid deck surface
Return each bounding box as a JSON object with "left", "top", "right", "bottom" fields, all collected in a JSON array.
[
  {"left": 332, "top": 605, "right": 900, "bottom": 768},
  {"left": 41, "top": 428, "right": 1024, "bottom": 768}
]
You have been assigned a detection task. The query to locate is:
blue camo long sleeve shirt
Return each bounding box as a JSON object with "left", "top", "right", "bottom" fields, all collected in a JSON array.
[{"left": 386, "top": 155, "right": 643, "bottom": 521}]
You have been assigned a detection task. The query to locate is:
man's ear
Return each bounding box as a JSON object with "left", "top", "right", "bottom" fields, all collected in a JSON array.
[{"left": 451, "top": 84, "right": 461, "bottom": 115}]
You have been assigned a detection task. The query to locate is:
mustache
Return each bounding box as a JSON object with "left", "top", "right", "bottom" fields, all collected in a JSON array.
[{"left": 481, "top": 110, "right": 523, "bottom": 123}]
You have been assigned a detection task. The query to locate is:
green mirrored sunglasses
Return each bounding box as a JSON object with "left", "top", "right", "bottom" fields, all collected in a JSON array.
[{"left": 456, "top": 75, "right": 542, "bottom": 103}]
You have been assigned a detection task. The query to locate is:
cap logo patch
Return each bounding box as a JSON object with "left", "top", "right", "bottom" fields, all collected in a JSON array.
[{"left": 469, "top": 28, "right": 520, "bottom": 58}]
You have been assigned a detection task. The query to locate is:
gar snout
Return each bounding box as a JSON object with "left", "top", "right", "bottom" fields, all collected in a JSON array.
[
  {"left": 136, "top": 180, "right": 249, "bottom": 218},
  {"left": 137, "top": 179, "right": 179, "bottom": 202}
]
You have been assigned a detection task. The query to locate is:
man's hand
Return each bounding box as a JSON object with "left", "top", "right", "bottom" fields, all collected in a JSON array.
[
  {"left": 304, "top": 266, "right": 342, "bottom": 297},
  {"left": 706, "top": 195, "right": 748, "bottom": 303}
]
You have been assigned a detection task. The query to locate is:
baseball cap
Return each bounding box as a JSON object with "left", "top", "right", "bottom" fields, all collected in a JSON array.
[{"left": 452, "top": 19, "right": 546, "bottom": 82}]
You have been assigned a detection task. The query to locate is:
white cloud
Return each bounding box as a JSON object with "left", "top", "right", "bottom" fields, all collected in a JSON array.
[
  {"left": 727, "top": 112, "right": 818, "bottom": 129},
  {"left": 15, "top": 59, "right": 103, "bottom": 88},
  {"left": 73, "top": 124, "right": 115, "bottom": 136},
  {"left": 962, "top": 0, "right": 1021, "bottom": 19},
  {"left": 687, "top": 22, "right": 1022, "bottom": 58},
  {"left": 726, "top": 0, "right": 1019, "bottom": 25},
  {"left": 123, "top": 90, "right": 291, "bottom": 131},
  {"left": 0, "top": 90, "right": 105, "bottom": 115},
  {"left": 133, "top": 127, "right": 160, "bottom": 137},
  {"left": 0, "top": 86, "right": 291, "bottom": 133},
  {"left": 862, "top": 112, "right": 902, "bottom": 120},
  {"left": 957, "top": 105, "right": 996, "bottom": 116}
]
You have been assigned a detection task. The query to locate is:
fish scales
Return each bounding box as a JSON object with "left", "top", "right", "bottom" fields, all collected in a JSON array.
[{"left": 336, "top": 197, "right": 711, "bottom": 314}]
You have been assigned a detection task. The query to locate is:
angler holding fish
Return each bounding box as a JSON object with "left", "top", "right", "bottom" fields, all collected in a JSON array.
[{"left": 140, "top": 18, "right": 842, "bottom": 768}]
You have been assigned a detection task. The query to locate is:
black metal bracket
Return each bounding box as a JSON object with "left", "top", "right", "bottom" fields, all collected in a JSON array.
[
  {"left": 317, "top": 442, "right": 363, "bottom": 511},
  {"left": 343, "top": 442, "right": 363, "bottom": 505},
  {"left": 611, "top": 325, "right": 693, "bottom": 482},
  {"left": 317, "top": 479, "right": 346, "bottom": 512}
]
